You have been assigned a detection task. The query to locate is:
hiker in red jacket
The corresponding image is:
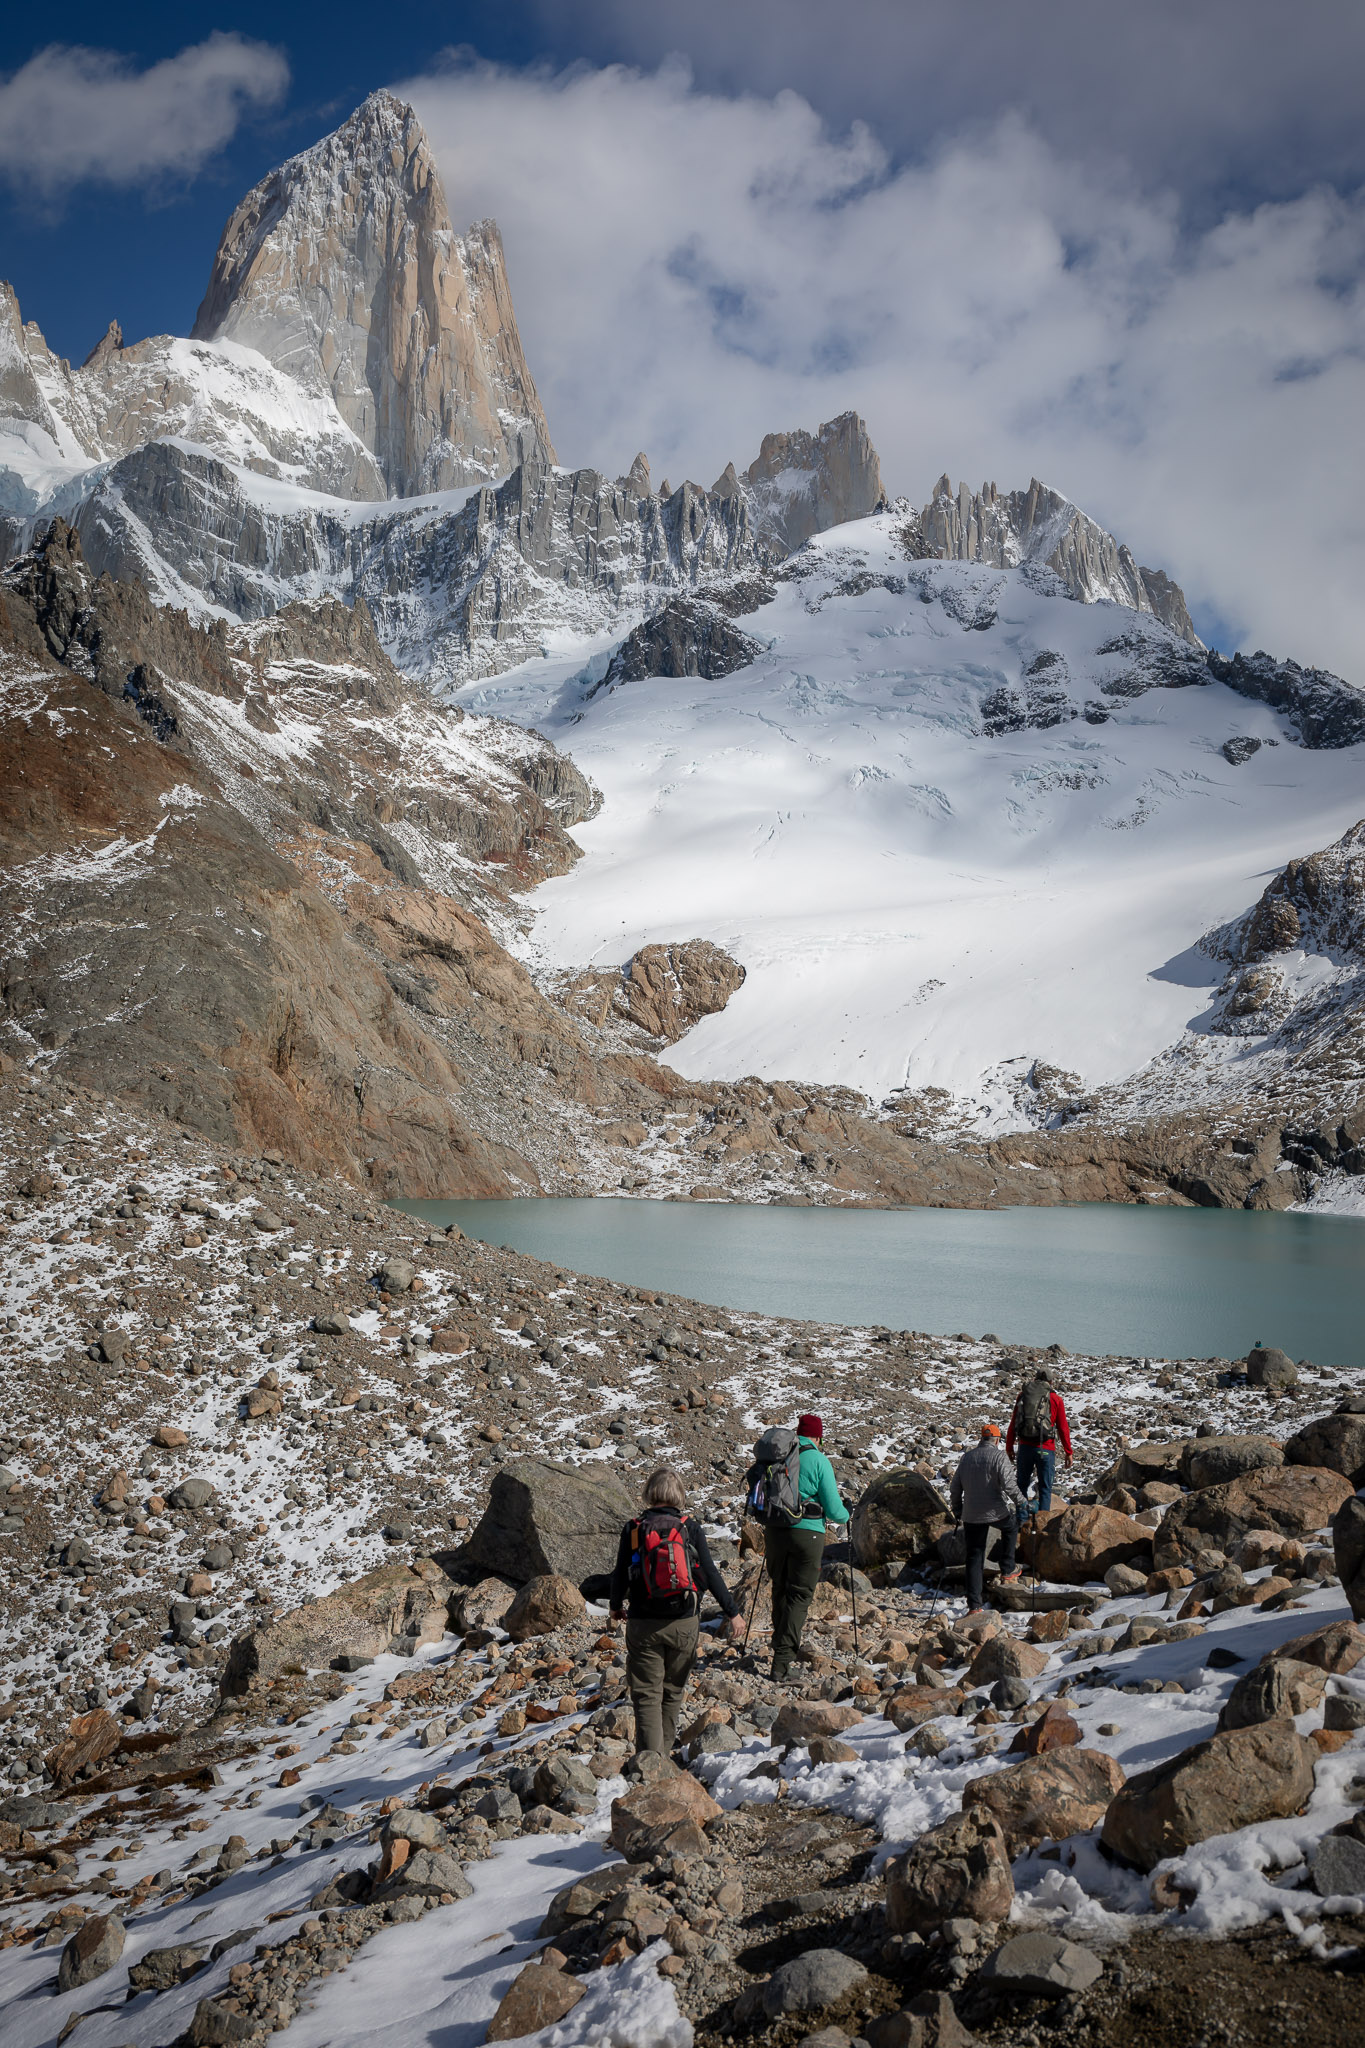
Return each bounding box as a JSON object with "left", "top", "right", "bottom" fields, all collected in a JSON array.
[{"left": 1006, "top": 1365, "right": 1072, "bottom": 1522}]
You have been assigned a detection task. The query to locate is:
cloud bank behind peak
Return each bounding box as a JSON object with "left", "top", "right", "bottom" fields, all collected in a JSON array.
[{"left": 407, "top": 55, "right": 1365, "bottom": 679}]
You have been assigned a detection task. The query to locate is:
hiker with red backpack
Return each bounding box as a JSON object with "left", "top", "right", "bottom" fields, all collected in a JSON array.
[
  {"left": 1006, "top": 1364, "right": 1073, "bottom": 1521},
  {"left": 609, "top": 1465, "right": 746, "bottom": 1755},
  {"left": 744, "top": 1414, "right": 849, "bottom": 1683}
]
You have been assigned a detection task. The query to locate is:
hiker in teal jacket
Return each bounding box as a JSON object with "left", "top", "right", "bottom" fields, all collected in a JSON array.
[{"left": 765, "top": 1413, "right": 849, "bottom": 1682}]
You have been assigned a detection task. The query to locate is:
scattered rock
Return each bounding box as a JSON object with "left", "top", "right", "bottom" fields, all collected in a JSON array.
[
  {"left": 502, "top": 1574, "right": 586, "bottom": 1641},
  {"left": 1101, "top": 1720, "right": 1318, "bottom": 1871},
  {"left": 1218, "top": 1658, "right": 1327, "bottom": 1729},
  {"left": 452, "top": 1578, "right": 516, "bottom": 1632},
  {"left": 1285, "top": 1411, "right": 1365, "bottom": 1486},
  {"left": 169, "top": 1476, "right": 217, "bottom": 1510},
  {"left": 57, "top": 1912, "right": 125, "bottom": 1991},
  {"left": 884, "top": 1807, "right": 1014, "bottom": 1933},
  {"left": 761, "top": 1949, "right": 869, "bottom": 2017},
  {"left": 850, "top": 1469, "right": 954, "bottom": 1568},
  {"left": 486, "top": 1959, "right": 586, "bottom": 2041},
  {"left": 220, "top": 1562, "right": 454, "bottom": 1693},
  {"left": 608, "top": 1772, "right": 721, "bottom": 1857},
  {"left": 1021, "top": 1504, "right": 1153, "bottom": 1583},
  {"left": 1155, "top": 1464, "right": 1354, "bottom": 1569},
  {"left": 772, "top": 1699, "right": 865, "bottom": 1746},
  {"left": 1331, "top": 1493, "right": 1365, "bottom": 1623},
  {"left": 1180, "top": 1434, "right": 1284, "bottom": 1490},
  {"left": 963, "top": 1747, "right": 1125, "bottom": 1853},
  {"left": 45, "top": 1708, "right": 122, "bottom": 1787},
  {"left": 867, "top": 1992, "right": 973, "bottom": 2048},
  {"left": 1313, "top": 1831, "right": 1365, "bottom": 1899},
  {"left": 965, "top": 1636, "right": 1049, "bottom": 1687},
  {"left": 975, "top": 1932, "right": 1102, "bottom": 1998}
]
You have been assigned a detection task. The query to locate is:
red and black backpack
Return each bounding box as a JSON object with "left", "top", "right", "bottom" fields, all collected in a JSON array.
[{"left": 629, "top": 1508, "right": 698, "bottom": 1614}]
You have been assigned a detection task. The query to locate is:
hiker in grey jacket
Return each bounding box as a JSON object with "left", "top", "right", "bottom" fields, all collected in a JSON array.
[{"left": 950, "top": 1424, "right": 1027, "bottom": 1614}]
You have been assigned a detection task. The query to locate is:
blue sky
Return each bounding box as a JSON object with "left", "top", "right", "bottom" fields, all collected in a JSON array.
[
  {"left": 2, "top": 3, "right": 1363, "bottom": 671},
  {"left": 0, "top": 5, "right": 558, "bottom": 361}
]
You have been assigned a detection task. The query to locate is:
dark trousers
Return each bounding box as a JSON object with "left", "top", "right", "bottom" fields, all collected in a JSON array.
[
  {"left": 625, "top": 1614, "right": 699, "bottom": 1753},
  {"left": 1015, "top": 1443, "right": 1056, "bottom": 1522},
  {"left": 963, "top": 1519, "right": 1016, "bottom": 1611},
  {"left": 764, "top": 1524, "right": 825, "bottom": 1674}
]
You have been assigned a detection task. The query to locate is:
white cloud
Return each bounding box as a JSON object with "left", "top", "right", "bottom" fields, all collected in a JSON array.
[
  {"left": 0, "top": 34, "right": 288, "bottom": 197},
  {"left": 535, "top": 0, "right": 1365, "bottom": 217},
  {"left": 407, "top": 58, "right": 1365, "bottom": 678}
]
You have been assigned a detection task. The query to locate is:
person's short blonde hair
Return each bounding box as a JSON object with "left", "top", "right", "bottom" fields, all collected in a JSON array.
[{"left": 642, "top": 1466, "right": 686, "bottom": 1511}]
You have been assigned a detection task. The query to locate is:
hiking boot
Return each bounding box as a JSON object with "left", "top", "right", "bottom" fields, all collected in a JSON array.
[
  {"left": 770, "top": 1662, "right": 792, "bottom": 1684},
  {"left": 999, "top": 1570, "right": 1022, "bottom": 1584}
]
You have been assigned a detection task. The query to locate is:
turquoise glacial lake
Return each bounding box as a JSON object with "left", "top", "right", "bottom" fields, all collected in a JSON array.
[{"left": 389, "top": 1197, "right": 1365, "bottom": 1371}]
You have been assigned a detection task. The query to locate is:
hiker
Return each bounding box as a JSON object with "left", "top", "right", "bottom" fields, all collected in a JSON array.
[
  {"left": 949, "top": 1422, "right": 1027, "bottom": 1614},
  {"left": 1006, "top": 1364, "right": 1073, "bottom": 1520},
  {"left": 745, "top": 1413, "right": 849, "bottom": 1683},
  {"left": 609, "top": 1465, "right": 746, "bottom": 1755}
]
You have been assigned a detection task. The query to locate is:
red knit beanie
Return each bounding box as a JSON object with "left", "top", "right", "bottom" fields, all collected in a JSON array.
[{"left": 797, "top": 1413, "right": 823, "bottom": 1439}]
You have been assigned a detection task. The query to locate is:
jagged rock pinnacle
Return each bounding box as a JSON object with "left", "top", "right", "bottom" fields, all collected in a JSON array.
[{"left": 192, "top": 90, "right": 555, "bottom": 496}]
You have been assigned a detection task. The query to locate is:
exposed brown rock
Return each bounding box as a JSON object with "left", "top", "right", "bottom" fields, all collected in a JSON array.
[
  {"left": 1101, "top": 1722, "right": 1317, "bottom": 1871},
  {"left": 964, "top": 1746, "right": 1125, "bottom": 1853}
]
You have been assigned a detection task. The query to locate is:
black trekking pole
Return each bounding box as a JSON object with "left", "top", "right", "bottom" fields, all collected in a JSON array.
[{"left": 849, "top": 1563, "right": 861, "bottom": 1670}]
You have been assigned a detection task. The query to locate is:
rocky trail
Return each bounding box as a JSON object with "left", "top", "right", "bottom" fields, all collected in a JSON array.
[{"left": 0, "top": 1067, "right": 1363, "bottom": 2047}]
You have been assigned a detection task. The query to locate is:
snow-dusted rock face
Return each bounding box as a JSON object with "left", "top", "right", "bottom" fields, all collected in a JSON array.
[
  {"left": 916, "top": 473, "right": 1201, "bottom": 645},
  {"left": 470, "top": 517, "right": 1365, "bottom": 1121},
  {"left": 192, "top": 90, "right": 554, "bottom": 496},
  {"left": 0, "top": 282, "right": 386, "bottom": 506},
  {"left": 66, "top": 438, "right": 768, "bottom": 683},
  {"left": 739, "top": 410, "right": 885, "bottom": 554}
]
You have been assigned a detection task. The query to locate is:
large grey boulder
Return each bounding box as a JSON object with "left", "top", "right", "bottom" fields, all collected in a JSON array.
[
  {"left": 1245, "top": 1346, "right": 1298, "bottom": 1390},
  {"left": 462, "top": 1458, "right": 635, "bottom": 1586}
]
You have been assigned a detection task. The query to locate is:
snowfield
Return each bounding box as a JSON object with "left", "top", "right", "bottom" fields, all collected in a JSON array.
[{"left": 457, "top": 518, "right": 1365, "bottom": 1118}]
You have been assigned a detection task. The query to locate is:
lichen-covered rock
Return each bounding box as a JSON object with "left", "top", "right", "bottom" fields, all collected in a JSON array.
[{"left": 851, "top": 1468, "right": 954, "bottom": 1569}]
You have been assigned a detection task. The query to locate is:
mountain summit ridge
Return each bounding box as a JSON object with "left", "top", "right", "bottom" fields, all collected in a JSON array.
[{"left": 192, "top": 89, "right": 555, "bottom": 496}]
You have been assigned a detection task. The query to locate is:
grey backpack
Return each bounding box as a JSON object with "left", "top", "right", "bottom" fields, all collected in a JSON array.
[
  {"left": 747, "top": 1426, "right": 803, "bottom": 1524},
  {"left": 1018, "top": 1377, "right": 1053, "bottom": 1441}
]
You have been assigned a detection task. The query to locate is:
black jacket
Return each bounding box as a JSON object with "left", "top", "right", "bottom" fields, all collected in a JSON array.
[{"left": 609, "top": 1512, "right": 740, "bottom": 1620}]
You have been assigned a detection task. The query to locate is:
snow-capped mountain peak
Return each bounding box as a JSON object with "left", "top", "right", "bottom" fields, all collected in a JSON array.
[{"left": 915, "top": 473, "right": 1201, "bottom": 645}]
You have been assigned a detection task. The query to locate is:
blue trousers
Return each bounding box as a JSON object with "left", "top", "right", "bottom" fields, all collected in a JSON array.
[{"left": 1015, "top": 1443, "right": 1055, "bottom": 1522}]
